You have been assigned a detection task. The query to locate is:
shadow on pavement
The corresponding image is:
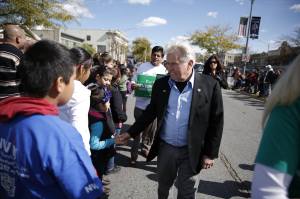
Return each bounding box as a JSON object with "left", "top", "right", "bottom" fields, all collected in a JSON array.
[
  {"left": 114, "top": 147, "right": 157, "bottom": 174},
  {"left": 146, "top": 173, "right": 158, "bottom": 182},
  {"left": 197, "top": 180, "right": 251, "bottom": 198},
  {"left": 239, "top": 164, "right": 255, "bottom": 171},
  {"left": 225, "top": 90, "right": 265, "bottom": 110}
]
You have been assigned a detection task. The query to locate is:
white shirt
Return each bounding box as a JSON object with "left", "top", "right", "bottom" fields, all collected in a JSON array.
[
  {"left": 59, "top": 80, "right": 91, "bottom": 155},
  {"left": 252, "top": 163, "right": 292, "bottom": 199},
  {"left": 134, "top": 62, "right": 167, "bottom": 110}
]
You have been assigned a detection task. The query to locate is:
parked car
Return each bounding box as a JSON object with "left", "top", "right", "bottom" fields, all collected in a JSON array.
[{"left": 193, "top": 63, "right": 204, "bottom": 74}]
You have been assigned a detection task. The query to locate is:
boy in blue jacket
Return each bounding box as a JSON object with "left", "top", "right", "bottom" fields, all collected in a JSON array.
[{"left": 0, "top": 40, "right": 103, "bottom": 199}]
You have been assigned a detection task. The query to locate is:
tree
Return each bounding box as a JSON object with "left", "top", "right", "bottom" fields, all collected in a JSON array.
[
  {"left": 131, "top": 37, "right": 151, "bottom": 62},
  {"left": 81, "top": 43, "right": 96, "bottom": 55},
  {"left": 196, "top": 54, "right": 209, "bottom": 64},
  {"left": 190, "top": 25, "right": 241, "bottom": 54},
  {"left": 286, "top": 27, "right": 300, "bottom": 46},
  {"left": 0, "top": 0, "right": 75, "bottom": 28}
]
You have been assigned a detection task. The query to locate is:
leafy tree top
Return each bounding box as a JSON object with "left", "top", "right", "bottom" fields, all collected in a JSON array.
[
  {"left": 132, "top": 37, "right": 151, "bottom": 62},
  {"left": 0, "top": 0, "right": 75, "bottom": 28},
  {"left": 190, "top": 25, "right": 241, "bottom": 54}
]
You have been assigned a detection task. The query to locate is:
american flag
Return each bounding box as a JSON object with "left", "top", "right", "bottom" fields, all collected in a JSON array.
[{"left": 238, "top": 17, "right": 248, "bottom": 37}]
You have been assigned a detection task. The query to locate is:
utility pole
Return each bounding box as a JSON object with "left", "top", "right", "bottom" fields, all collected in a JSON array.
[
  {"left": 243, "top": 0, "right": 255, "bottom": 74},
  {"left": 144, "top": 46, "right": 148, "bottom": 62}
]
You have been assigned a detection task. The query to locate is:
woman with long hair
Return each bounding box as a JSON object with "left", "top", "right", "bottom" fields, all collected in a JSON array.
[
  {"left": 203, "top": 55, "right": 228, "bottom": 89},
  {"left": 252, "top": 55, "right": 300, "bottom": 198},
  {"left": 59, "top": 47, "right": 92, "bottom": 155}
]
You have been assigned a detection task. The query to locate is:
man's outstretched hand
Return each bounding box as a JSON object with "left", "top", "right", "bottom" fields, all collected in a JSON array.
[
  {"left": 202, "top": 155, "right": 214, "bottom": 169},
  {"left": 116, "top": 132, "right": 131, "bottom": 145}
]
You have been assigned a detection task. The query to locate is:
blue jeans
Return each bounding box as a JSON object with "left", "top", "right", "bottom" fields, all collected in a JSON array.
[{"left": 107, "top": 128, "right": 121, "bottom": 171}]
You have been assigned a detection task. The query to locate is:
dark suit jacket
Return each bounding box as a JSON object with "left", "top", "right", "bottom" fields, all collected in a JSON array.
[{"left": 127, "top": 73, "right": 224, "bottom": 174}]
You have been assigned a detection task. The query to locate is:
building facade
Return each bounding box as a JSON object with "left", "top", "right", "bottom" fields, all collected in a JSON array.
[
  {"left": 63, "top": 29, "right": 128, "bottom": 64},
  {"left": 32, "top": 28, "right": 128, "bottom": 63},
  {"left": 32, "top": 28, "right": 84, "bottom": 49},
  {"left": 218, "top": 53, "right": 240, "bottom": 67},
  {"left": 220, "top": 41, "right": 300, "bottom": 71}
]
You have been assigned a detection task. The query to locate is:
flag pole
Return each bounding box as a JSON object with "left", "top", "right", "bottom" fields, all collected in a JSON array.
[{"left": 243, "top": 0, "right": 255, "bottom": 74}]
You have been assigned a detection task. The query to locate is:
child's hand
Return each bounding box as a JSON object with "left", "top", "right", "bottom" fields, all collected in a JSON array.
[
  {"left": 131, "top": 83, "right": 138, "bottom": 90},
  {"left": 98, "top": 102, "right": 110, "bottom": 112},
  {"left": 104, "top": 102, "right": 110, "bottom": 110},
  {"left": 114, "top": 135, "right": 122, "bottom": 145}
]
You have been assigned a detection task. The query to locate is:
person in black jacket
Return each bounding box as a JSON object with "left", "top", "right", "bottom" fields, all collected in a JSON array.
[
  {"left": 106, "top": 67, "right": 127, "bottom": 174},
  {"left": 118, "top": 43, "right": 224, "bottom": 199},
  {"left": 203, "top": 55, "right": 228, "bottom": 89},
  {"left": 110, "top": 67, "right": 127, "bottom": 124}
]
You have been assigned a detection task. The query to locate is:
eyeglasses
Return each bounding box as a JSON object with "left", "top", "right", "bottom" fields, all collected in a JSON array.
[{"left": 210, "top": 61, "right": 217, "bottom": 64}]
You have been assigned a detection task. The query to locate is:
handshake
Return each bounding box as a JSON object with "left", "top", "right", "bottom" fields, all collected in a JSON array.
[{"left": 114, "top": 132, "right": 131, "bottom": 145}]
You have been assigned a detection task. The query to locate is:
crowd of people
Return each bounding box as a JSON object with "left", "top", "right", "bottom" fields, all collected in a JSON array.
[
  {"left": 0, "top": 24, "right": 299, "bottom": 199},
  {"left": 0, "top": 24, "right": 134, "bottom": 199},
  {"left": 228, "top": 64, "right": 281, "bottom": 97}
]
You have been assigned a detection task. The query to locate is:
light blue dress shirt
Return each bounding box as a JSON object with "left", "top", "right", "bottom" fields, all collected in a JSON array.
[{"left": 160, "top": 71, "right": 195, "bottom": 147}]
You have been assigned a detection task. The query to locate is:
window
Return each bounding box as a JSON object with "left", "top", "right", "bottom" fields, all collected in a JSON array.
[
  {"left": 97, "top": 45, "right": 106, "bottom": 53},
  {"left": 86, "top": 35, "right": 91, "bottom": 41}
]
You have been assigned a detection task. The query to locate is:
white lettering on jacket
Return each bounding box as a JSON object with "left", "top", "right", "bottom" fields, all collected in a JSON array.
[{"left": 0, "top": 138, "right": 16, "bottom": 160}]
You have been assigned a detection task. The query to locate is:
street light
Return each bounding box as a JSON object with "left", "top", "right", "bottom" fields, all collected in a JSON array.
[{"left": 243, "top": 0, "right": 255, "bottom": 74}]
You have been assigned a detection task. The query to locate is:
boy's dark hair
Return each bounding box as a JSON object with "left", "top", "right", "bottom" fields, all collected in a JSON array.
[
  {"left": 19, "top": 40, "right": 76, "bottom": 98},
  {"left": 152, "top": 46, "right": 164, "bottom": 57}
]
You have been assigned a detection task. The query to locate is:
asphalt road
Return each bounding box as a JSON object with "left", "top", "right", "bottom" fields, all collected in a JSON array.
[{"left": 107, "top": 89, "right": 265, "bottom": 199}]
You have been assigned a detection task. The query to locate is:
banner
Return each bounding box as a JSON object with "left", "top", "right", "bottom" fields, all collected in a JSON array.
[
  {"left": 250, "top": 16, "right": 261, "bottom": 39},
  {"left": 134, "top": 75, "right": 157, "bottom": 98},
  {"left": 238, "top": 17, "right": 248, "bottom": 37}
]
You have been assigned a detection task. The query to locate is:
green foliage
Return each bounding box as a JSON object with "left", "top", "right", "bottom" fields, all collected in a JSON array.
[
  {"left": 190, "top": 25, "right": 241, "bottom": 54},
  {"left": 81, "top": 43, "right": 96, "bottom": 55},
  {"left": 0, "top": 0, "right": 75, "bottom": 28},
  {"left": 132, "top": 37, "right": 151, "bottom": 62},
  {"left": 196, "top": 54, "right": 209, "bottom": 63}
]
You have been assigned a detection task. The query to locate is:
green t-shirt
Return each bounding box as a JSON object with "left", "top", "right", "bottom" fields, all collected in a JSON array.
[{"left": 256, "top": 98, "right": 300, "bottom": 198}]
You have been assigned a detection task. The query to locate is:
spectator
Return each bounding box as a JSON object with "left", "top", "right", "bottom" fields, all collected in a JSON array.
[
  {"left": 130, "top": 46, "right": 167, "bottom": 165},
  {"left": 106, "top": 67, "right": 127, "bottom": 175},
  {"left": 87, "top": 66, "right": 120, "bottom": 180},
  {"left": 263, "top": 65, "right": 276, "bottom": 96},
  {"left": 118, "top": 66, "right": 129, "bottom": 112},
  {"left": 252, "top": 55, "right": 300, "bottom": 198},
  {"left": 203, "top": 54, "right": 228, "bottom": 89},
  {"left": 0, "top": 24, "right": 26, "bottom": 100},
  {"left": 0, "top": 40, "right": 103, "bottom": 199},
  {"left": 59, "top": 47, "right": 93, "bottom": 155}
]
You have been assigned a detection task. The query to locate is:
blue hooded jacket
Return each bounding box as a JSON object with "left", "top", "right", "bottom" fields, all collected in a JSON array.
[{"left": 0, "top": 97, "right": 103, "bottom": 199}]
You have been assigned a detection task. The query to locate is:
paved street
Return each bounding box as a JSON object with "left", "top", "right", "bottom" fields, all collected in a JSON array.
[{"left": 108, "top": 89, "right": 265, "bottom": 199}]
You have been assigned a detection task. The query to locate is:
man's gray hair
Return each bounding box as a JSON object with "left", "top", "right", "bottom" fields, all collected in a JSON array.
[{"left": 166, "top": 42, "right": 195, "bottom": 63}]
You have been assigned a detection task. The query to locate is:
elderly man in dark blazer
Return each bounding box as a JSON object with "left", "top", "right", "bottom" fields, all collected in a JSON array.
[{"left": 118, "top": 43, "right": 224, "bottom": 199}]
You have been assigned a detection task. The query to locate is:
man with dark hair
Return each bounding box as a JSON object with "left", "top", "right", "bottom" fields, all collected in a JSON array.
[
  {"left": 0, "top": 24, "right": 26, "bottom": 100},
  {"left": 130, "top": 45, "right": 167, "bottom": 165},
  {"left": 0, "top": 40, "right": 103, "bottom": 199}
]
